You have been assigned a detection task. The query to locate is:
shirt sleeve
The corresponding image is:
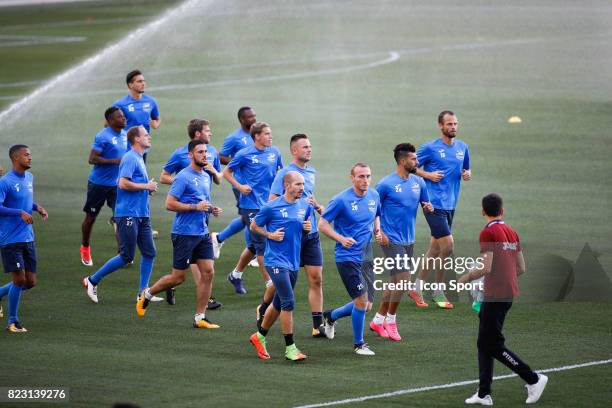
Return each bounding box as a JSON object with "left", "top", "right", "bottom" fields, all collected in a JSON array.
[
  {"left": 419, "top": 178, "right": 429, "bottom": 202},
  {"left": 321, "top": 196, "right": 341, "bottom": 223},
  {"left": 479, "top": 229, "right": 495, "bottom": 253},
  {"left": 220, "top": 136, "right": 235, "bottom": 157},
  {"left": 119, "top": 155, "right": 137, "bottom": 180},
  {"left": 226, "top": 150, "right": 244, "bottom": 171},
  {"left": 416, "top": 144, "right": 430, "bottom": 168},
  {"left": 269, "top": 170, "right": 285, "bottom": 197},
  {"left": 0, "top": 182, "right": 21, "bottom": 216},
  {"left": 150, "top": 98, "right": 160, "bottom": 120},
  {"left": 91, "top": 133, "right": 105, "bottom": 153},
  {"left": 463, "top": 145, "right": 470, "bottom": 170},
  {"left": 213, "top": 151, "right": 221, "bottom": 173},
  {"left": 168, "top": 174, "right": 186, "bottom": 199},
  {"left": 163, "top": 151, "right": 180, "bottom": 174},
  {"left": 254, "top": 204, "right": 271, "bottom": 227},
  {"left": 375, "top": 181, "right": 387, "bottom": 203},
  {"left": 276, "top": 148, "right": 283, "bottom": 170}
]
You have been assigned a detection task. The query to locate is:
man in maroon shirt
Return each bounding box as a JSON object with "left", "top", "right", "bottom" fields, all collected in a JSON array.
[{"left": 458, "top": 193, "right": 548, "bottom": 405}]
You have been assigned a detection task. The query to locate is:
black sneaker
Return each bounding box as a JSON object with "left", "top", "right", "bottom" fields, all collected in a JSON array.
[
  {"left": 166, "top": 287, "right": 176, "bottom": 305},
  {"left": 208, "top": 297, "right": 222, "bottom": 310}
]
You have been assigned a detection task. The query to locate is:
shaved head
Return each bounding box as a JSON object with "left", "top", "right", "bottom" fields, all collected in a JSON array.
[
  {"left": 283, "top": 171, "right": 306, "bottom": 201},
  {"left": 283, "top": 171, "right": 304, "bottom": 186}
]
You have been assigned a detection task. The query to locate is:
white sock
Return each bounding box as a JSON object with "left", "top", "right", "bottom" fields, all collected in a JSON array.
[
  {"left": 231, "top": 269, "right": 243, "bottom": 279},
  {"left": 415, "top": 279, "right": 425, "bottom": 292},
  {"left": 385, "top": 313, "right": 396, "bottom": 324},
  {"left": 373, "top": 313, "right": 385, "bottom": 325},
  {"left": 144, "top": 288, "right": 153, "bottom": 300},
  {"left": 194, "top": 313, "right": 205, "bottom": 321},
  {"left": 265, "top": 279, "right": 273, "bottom": 288}
]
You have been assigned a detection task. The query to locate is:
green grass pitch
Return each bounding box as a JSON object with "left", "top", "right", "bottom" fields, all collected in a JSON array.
[{"left": 0, "top": 1, "right": 611, "bottom": 407}]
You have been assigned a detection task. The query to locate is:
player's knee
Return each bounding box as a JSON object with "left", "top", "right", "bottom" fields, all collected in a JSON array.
[
  {"left": 308, "top": 272, "right": 322, "bottom": 288},
  {"left": 272, "top": 295, "right": 281, "bottom": 311},
  {"left": 171, "top": 272, "right": 186, "bottom": 286},
  {"left": 280, "top": 297, "right": 295, "bottom": 312},
  {"left": 25, "top": 276, "right": 37, "bottom": 289},
  {"left": 119, "top": 252, "right": 134, "bottom": 264},
  {"left": 12, "top": 275, "right": 26, "bottom": 288},
  {"left": 142, "top": 248, "right": 157, "bottom": 259},
  {"left": 202, "top": 269, "right": 214, "bottom": 283},
  {"left": 354, "top": 294, "right": 368, "bottom": 309}
]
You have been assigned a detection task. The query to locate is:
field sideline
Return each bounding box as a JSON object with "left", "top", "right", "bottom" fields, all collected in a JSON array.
[{"left": 0, "top": 1, "right": 611, "bottom": 407}]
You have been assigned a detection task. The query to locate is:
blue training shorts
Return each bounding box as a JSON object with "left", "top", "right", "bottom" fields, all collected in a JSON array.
[
  {"left": 171, "top": 233, "right": 214, "bottom": 270},
  {"left": 300, "top": 232, "right": 323, "bottom": 267},
  {"left": 240, "top": 208, "right": 265, "bottom": 256},
  {"left": 424, "top": 209, "right": 455, "bottom": 239},
  {"left": 83, "top": 181, "right": 117, "bottom": 217},
  {"left": 336, "top": 261, "right": 374, "bottom": 301},
  {"left": 1, "top": 242, "right": 37, "bottom": 273},
  {"left": 267, "top": 266, "right": 298, "bottom": 312}
]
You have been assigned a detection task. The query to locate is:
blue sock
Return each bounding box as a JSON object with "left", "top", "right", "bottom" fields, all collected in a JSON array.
[
  {"left": 0, "top": 282, "right": 12, "bottom": 299},
  {"left": 89, "top": 255, "right": 126, "bottom": 285},
  {"left": 139, "top": 256, "right": 155, "bottom": 293},
  {"left": 218, "top": 217, "right": 244, "bottom": 243},
  {"left": 8, "top": 283, "right": 22, "bottom": 324},
  {"left": 331, "top": 301, "right": 354, "bottom": 321},
  {"left": 351, "top": 304, "right": 367, "bottom": 346}
]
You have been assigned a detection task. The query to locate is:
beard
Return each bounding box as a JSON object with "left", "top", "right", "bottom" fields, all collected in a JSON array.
[
  {"left": 194, "top": 160, "right": 207, "bottom": 168},
  {"left": 443, "top": 130, "right": 456, "bottom": 138}
]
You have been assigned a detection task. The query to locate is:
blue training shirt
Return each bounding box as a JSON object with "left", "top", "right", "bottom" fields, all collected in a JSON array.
[
  {"left": 270, "top": 162, "right": 318, "bottom": 234},
  {"left": 162, "top": 143, "right": 221, "bottom": 187},
  {"left": 88, "top": 127, "right": 128, "bottom": 187},
  {"left": 321, "top": 187, "right": 381, "bottom": 263},
  {"left": 220, "top": 128, "right": 254, "bottom": 185},
  {"left": 113, "top": 94, "right": 159, "bottom": 133},
  {"left": 376, "top": 172, "right": 428, "bottom": 245},
  {"left": 168, "top": 166, "right": 211, "bottom": 236},
  {"left": 254, "top": 196, "right": 312, "bottom": 271},
  {"left": 0, "top": 171, "right": 35, "bottom": 245},
  {"left": 227, "top": 145, "right": 283, "bottom": 209},
  {"left": 114, "top": 149, "right": 150, "bottom": 218},
  {"left": 417, "top": 138, "right": 470, "bottom": 210},
  {"left": 220, "top": 128, "right": 253, "bottom": 158}
]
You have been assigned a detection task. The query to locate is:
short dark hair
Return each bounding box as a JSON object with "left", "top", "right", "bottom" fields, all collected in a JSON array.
[
  {"left": 104, "top": 106, "right": 121, "bottom": 121},
  {"left": 482, "top": 193, "right": 503, "bottom": 217},
  {"left": 126, "top": 70, "right": 142, "bottom": 85},
  {"left": 290, "top": 133, "right": 308, "bottom": 146},
  {"left": 393, "top": 143, "right": 416, "bottom": 164},
  {"left": 126, "top": 126, "right": 143, "bottom": 145},
  {"left": 187, "top": 119, "right": 210, "bottom": 139},
  {"left": 188, "top": 139, "right": 206, "bottom": 152},
  {"left": 250, "top": 122, "right": 269, "bottom": 139},
  {"left": 438, "top": 110, "right": 455, "bottom": 124},
  {"left": 9, "top": 144, "right": 28, "bottom": 160},
  {"left": 237, "top": 106, "right": 252, "bottom": 120}
]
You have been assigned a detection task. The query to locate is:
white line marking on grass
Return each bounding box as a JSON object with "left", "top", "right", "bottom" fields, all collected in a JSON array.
[
  {"left": 294, "top": 358, "right": 612, "bottom": 408},
  {"left": 0, "top": 0, "right": 206, "bottom": 125},
  {"left": 11, "top": 51, "right": 400, "bottom": 99},
  {"left": 0, "top": 34, "right": 86, "bottom": 47},
  {"left": 141, "top": 51, "right": 400, "bottom": 92}
]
